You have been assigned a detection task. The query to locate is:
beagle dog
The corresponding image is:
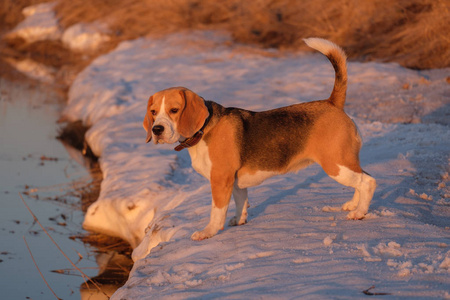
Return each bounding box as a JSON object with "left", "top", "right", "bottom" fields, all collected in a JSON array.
[{"left": 143, "top": 38, "right": 376, "bottom": 241}]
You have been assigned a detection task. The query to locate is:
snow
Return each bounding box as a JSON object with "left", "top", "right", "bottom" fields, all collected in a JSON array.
[
  {"left": 62, "top": 22, "right": 110, "bottom": 53},
  {"left": 6, "top": 2, "right": 62, "bottom": 43},
  {"left": 8, "top": 2, "right": 110, "bottom": 52},
  {"left": 3, "top": 2, "right": 60, "bottom": 83},
  {"left": 60, "top": 31, "right": 450, "bottom": 298},
  {"left": 3, "top": 57, "right": 55, "bottom": 82},
  {"left": 5, "top": 3, "right": 111, "bottom": 80},
  {"left": 7, "top": 5, "right": 450, "bottom": 298}
]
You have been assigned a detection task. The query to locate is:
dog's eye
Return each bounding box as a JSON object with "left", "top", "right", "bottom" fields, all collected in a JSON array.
[
  {"left": 170, "top": 108, "right": 179, "bottom": 114},
  {"left": 151, "top": 110, "right": 156, "bottom": 116}
]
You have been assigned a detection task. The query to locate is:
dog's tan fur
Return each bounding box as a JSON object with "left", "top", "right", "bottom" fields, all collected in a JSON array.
[{"left": 143, "top": 38, "right": 376, "bottom": 240}]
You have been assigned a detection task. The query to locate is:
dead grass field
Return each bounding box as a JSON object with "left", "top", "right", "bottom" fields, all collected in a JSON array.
[
  {"left": 1, "top": 0, "right": 449, "bottom": 78},
  {"left": 54, "top": 0, "right": 449, "bottom": 69}
]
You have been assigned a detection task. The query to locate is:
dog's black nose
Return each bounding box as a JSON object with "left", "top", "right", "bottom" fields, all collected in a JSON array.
[{"left": 152, "top": 125, "right": 164, "bottom": 136}]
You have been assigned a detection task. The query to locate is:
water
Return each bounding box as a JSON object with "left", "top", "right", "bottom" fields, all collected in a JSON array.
[{"left": 0, "top": 78, "right": 120, "bottom": 299}]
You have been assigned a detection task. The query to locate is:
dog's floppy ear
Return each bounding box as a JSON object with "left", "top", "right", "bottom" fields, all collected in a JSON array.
[
  {"left": 143, "top": 95, "right": 154, "bottom": 143},
  {"left": 178, "top": 89, "right": 209, "bottom": 138}
]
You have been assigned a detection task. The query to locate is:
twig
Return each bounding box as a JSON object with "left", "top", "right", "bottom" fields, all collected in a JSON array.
[
  {"left": 363, "top": 285, "right": 391, "bottom": 296},
  {"left": 52, "top": 267, "right": 99, "bottom": 276},
  {"left": 74, "top": 248, "right": 84, "bottom": 263},
  {"left": 23, "top": 236, "right": 62, "bottom": 300},
  {"left": 20, "top": 192, "right": 108, "bottom": 297}
]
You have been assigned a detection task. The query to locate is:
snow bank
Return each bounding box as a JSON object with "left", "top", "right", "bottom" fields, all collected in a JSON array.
[{"left": 62, "top": 31, "right": 450, "bottom": 298}]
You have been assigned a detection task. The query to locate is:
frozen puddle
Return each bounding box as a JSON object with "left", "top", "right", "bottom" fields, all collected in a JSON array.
[{"left": 0, "top": 78, "right": 126, "bottom": 299}]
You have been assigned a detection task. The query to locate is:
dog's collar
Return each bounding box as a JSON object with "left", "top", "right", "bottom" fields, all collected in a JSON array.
[
  {"left": 174, "top": 130, "right": 204, "bottom": 151},
  {"left": 174, "top": 102, "right": 212, "bottom": 151}
]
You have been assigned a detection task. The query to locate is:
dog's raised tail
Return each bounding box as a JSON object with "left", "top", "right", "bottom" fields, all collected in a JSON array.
[{"left": 304, "top": 38, "right": 348, "bottom": 109}]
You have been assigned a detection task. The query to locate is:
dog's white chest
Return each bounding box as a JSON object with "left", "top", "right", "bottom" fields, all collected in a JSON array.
[{"left": 188, "top": 140, "right": 212, "bottom": 180}]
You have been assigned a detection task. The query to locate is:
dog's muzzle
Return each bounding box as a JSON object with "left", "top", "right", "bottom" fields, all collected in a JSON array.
[{"left": 151, "top": 119, "right": 180, "bottom": 144}]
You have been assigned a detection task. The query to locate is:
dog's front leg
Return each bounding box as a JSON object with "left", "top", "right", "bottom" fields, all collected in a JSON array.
[{"left": 191, "top": 172, "right": 234, "bottom": 241}]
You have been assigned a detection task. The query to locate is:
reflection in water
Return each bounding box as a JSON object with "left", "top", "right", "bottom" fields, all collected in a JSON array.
[
  {"left": 0, "top": 77, "right": 131, "bottom": 299},
  {"left": 80, "top": 251, "right": 133, "bottom": 299}
]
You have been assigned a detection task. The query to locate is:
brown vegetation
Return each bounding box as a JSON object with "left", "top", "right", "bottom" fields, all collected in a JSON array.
[
  {"left": 0, "top": 0, "right": 89, "bottom": 85},
  {"left": 54, "top": 0, "right": 449, "bottom": 70},
  {"left": 1, "top": 0, "right": 449, "bottom": 80},
  {"left": 0, "top": 0, "right": 42, "bottom": 33}
]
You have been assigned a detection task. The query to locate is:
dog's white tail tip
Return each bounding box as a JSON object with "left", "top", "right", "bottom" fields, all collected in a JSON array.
[{"left": 303, "top": 37, "right": 346, "bottom": 59}]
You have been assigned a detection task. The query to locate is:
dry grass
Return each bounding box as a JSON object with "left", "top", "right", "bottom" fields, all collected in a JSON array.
[
  {"left": 1, "top": 0, "right": 448, "bottom": 75},
  {"left": 0, "top": 0, "right": 44, "bottom": 33},
  {"left": 0, "top": 0, "right": 47, "bottom": 81},
  {"left": 0, "top": 0, "right": 88, "bottom": 85},
  {"left": 53, "top": 0, "right": 450, "bottom": 69}
]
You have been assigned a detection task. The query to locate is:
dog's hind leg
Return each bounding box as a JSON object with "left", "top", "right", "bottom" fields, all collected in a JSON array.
[
  {"left": 229, "top": 183, "right": 249, "bottom": 226},
  {"left": 328, "top": 165, "right": 376, "bottom": 220}
]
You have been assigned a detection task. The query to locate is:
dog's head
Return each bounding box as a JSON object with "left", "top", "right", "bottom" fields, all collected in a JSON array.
[{"left": 143, "top": 87, "right": 209, "bottom": 144}]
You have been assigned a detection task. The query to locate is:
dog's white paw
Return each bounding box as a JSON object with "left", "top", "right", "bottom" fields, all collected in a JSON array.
[
  {"left": 191, "top": 231, "right": 209, "bottom": 241},
  {"left": 191, "top": 227, "right": 219, "bottom": 241},
  {"left": 228, "top": 216, "right": 247, "bottom": 226},
  {"left": 342, "top": 200, "right": 358, "bottom": 211},
  {"left": 346, "top": 210, "right": 366, "bottom": 220}
]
